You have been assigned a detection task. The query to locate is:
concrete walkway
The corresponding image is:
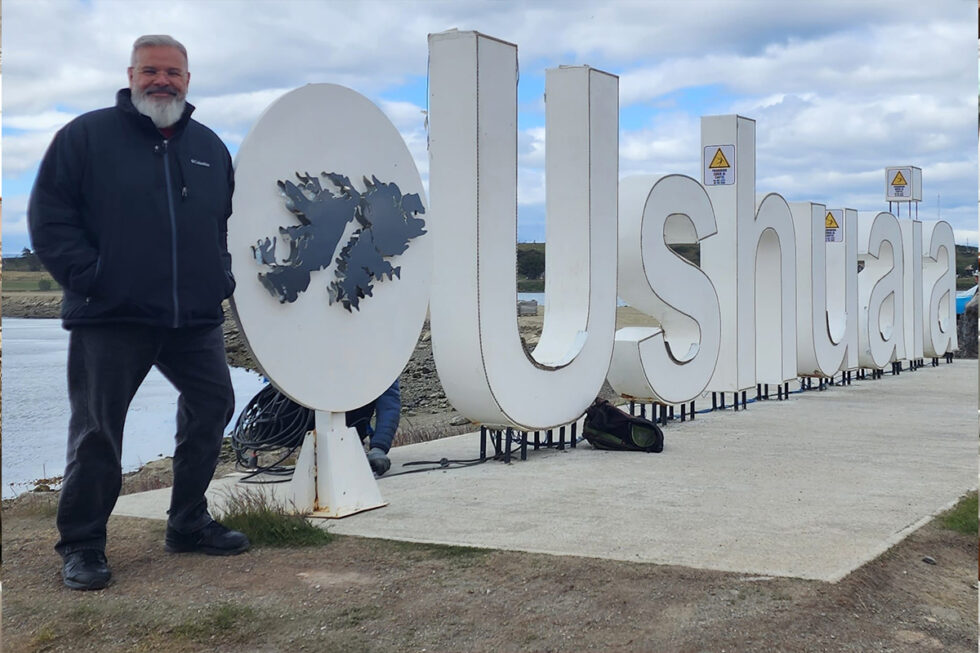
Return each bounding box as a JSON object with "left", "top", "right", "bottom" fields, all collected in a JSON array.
[{"left": 114, "top": 360, "right": 977, "bottom": 582}]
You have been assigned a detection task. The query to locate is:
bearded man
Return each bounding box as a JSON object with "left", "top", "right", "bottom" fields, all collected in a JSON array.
[{"left": 28, "top": 34, "right": 249, "bottom": 591}]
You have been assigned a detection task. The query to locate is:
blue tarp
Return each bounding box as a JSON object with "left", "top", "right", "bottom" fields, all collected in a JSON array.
[{"left": 955, "top": 284, "right": 976, "bottom": 315}]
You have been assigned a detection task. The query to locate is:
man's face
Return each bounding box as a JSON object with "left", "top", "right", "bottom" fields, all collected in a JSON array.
[{"left": 128, "top": 45, "right": 190, "bottom": 104}]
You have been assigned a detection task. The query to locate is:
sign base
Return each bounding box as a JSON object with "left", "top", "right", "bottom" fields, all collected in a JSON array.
[{"left": 284, "top": 410, "right": 387, "bottom": 518}]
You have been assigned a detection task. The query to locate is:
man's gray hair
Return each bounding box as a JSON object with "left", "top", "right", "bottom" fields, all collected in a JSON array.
[{"left": 131, "top": 35, "right": 188, "bottom": 67}]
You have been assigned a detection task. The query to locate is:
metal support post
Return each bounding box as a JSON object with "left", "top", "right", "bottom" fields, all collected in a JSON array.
[{"left": 287, "top": 410, "right": 386, "bottom": 518}]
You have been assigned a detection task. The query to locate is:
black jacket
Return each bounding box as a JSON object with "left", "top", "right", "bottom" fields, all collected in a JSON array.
[{"left": 28, "top": 88, "right": 235, "bottom": 329}]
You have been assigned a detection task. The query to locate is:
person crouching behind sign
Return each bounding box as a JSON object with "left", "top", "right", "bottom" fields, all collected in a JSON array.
[{"left": 346, "top": 380, "right": 400, "bottom": 476}]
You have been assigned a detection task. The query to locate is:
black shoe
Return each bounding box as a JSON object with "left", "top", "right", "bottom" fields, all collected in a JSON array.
[
  {"left": 367, "top": 447, "right": 391, "bottom": 476},
  {"left": 165, "top": 520, "right": 250, "bottom": 556},
  {"left": 62, "top": 550, "right": 112, "bottom": 590}
]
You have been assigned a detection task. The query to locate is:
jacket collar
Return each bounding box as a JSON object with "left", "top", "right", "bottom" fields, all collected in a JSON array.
[{"left": 116, "top": 88, "right": 195, "bottom": 135}]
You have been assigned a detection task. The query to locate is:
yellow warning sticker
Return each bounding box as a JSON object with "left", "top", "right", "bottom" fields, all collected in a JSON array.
[
  {"left": 890, "top": 170, "right": 907, "bottom": 186},
  {"left": 703, "top": 145, "right": 735, "bottom": 185},
  {"left": 825, "top": 209, "right": 844, "bottom": 242},
  {"left": 708, "top": 148, "right": 730, "bottom": 169}
]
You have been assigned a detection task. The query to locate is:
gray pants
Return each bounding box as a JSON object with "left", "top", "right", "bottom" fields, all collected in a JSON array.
[{"left": 55, "top": 323, "right": 235, "bottom": 557}]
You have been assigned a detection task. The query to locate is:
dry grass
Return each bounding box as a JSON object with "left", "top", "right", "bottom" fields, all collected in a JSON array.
[{"left": 216, "top": 487, "right": 334, "bottom": 548}]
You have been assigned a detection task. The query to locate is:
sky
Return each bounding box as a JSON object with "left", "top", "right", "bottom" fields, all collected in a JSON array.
[{"left": 2, "top": 0, "right": 977, "bottom": 256}]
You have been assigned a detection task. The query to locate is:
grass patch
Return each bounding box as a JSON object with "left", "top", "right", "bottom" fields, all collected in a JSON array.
[
  {"left": 339, "top": 604, "right": 382, "bottom": 628},
  {"left": 216, "top": 488, "right": 334, "bottom": 547},
  {"left": 2, "top": 270, "right": 61, "bottom": 292},
  {"left": 517, "top": 278, "right": 544, "bottom": 292},
  {"left": 2, "top": 491, "right": 60, "bottom": 517},
  {"left": 29, "top": 624, "right": 58, "bottom": 650},
  {"left": 939, "top": 491, "right": 978, "bottom": 535},
  {"left": 171, "top": 602, "right": 256, "bottom": 641},
  {"left": 386, "top": 539, "right": 491, "bottom": 561}
]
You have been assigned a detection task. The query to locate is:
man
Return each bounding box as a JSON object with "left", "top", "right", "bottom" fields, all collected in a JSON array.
[
  {"left": 346, "top": 379, "right": 400, "bottom": 476},
  {"left": 28, "top": 35, "right": 249, "bottom": 591}
]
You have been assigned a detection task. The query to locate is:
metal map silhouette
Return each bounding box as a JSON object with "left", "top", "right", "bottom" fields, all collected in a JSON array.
[{"left": 252, "top": 172, "right": 426, "bottom": 311}]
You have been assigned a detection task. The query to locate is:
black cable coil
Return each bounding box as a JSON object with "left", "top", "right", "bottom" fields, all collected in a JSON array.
[{"left": 229, "top": 384, "right": 315, "bottom": 480}]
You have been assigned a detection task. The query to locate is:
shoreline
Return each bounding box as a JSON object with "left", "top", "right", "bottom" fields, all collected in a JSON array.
[
  {"left": 0, "top": 292, "right": 478, "bottom": 425},
  {"left": 2, "top": 293, "right": 482, "bottom": 502}
]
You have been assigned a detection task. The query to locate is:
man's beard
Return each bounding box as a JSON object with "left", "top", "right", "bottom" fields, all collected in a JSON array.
[{"left": 131, "top": 84, "right": 186, "bottom": 128}]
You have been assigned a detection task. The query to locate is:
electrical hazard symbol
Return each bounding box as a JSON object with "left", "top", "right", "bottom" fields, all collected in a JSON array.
[
  {"left": 886, "top": 167, "right": 917, "bottom": 201},
  {"left": 703, "top": 145, "right": 735, "bottom": 186},
  {"left": 708, "top": 148, "right": 730, "bottom": 169},
  {"left": 825, "top": 209, "right": 843, "bottom": 243}
]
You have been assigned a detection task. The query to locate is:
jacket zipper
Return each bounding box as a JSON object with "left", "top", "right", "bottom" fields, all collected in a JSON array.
[{"left": 162, "top": 140, "right": 180, "bottom": 327}]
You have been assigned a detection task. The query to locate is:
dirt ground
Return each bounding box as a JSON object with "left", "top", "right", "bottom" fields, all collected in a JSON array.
[
  {"left": 3, "top": 293, "right": 978, "bottom": 651},
  {"left": 1, "top": 487, "right": 977, "bottom": 652}
]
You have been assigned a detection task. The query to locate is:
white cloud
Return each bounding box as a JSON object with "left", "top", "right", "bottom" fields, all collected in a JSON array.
[
  {"left": 4, "top": 110, "right": 78, "bottom": 132},
  {"left": 3, "top": 130, "right": 61, "bottom": 176},
  {"left": 2, "top": 195, "right": 30, "bottom": 242},
  {"left": 192, "top": 88, "right": 297, "bottom": 134},
  {"left": 377, "top": 100, "right": 427, "bottom": 133},
  {"left": 3, "top": 0, "right": 975, "bottom": 253},
  {"left": 620, "top": 113, "right": 702, "bottom": 179},
  {"left": 519, "top": 127, "right": 546, "bottom": 168},
  {"left": 954, "top": 229, "right": 979, "bottom": 248}
]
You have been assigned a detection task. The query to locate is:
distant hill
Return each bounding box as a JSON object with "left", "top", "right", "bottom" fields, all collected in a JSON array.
[
  {"left": 5, "top": 241, "right": 974, "bottom": 293},
  {"left": 954, "top": 244, "right": 977, "bottom": 276},
  {"left": 516, "top": 243, "right": 976, "bottom": 275}
]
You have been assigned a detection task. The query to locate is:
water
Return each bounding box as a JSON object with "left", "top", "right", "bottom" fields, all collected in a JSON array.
[
  {"left": 1, "top": 319, "right": 268, "bottom": 498},
  {"left": 518, "top": 292, "right": 627, "bottom": 307}
]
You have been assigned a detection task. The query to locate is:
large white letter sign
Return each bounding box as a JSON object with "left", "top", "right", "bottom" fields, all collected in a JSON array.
[
  {"left": 699, "top": 115, "right": 755, "bottom": 394},
  {"left": 608, "top": 175, "right": 721, "bottom": 404},
  {"left": 921, "top": 220, "right": 958, "bottom": 356},
  {"left": 753, "top": 193, "right": 798, "bottom": 385},
  {"left": 826, "top": 208, "right": 860, "bottom": 373},
  {"left": 230, "top": 84, "right": 432, "bottom": 515},
  {"left": 791, "top": 202, "right": 858, "bottom": 377},
  {"left": 427, "top": 30, "right": 618, "bottom": 429},
  {"left": 856, "top": 211, "right": 905, "bottom": 368},
  {"left": 699, "top": 115, "right": 797, "bottom": 394},
  {"left": 900, "top": 219, "right": 924, "bottom": 364}
]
